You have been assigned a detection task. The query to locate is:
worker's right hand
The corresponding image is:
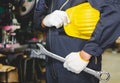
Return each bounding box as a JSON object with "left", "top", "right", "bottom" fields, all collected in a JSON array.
[
  {"left": 63, "top": 51, "right": 91, "bottom": 74},
  {"left": 42, "top": 10, "right": 70, "bottom": 28}
]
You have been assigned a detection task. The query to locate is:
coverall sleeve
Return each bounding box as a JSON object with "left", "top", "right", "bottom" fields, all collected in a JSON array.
[
  {"left": 83, "top": 0, "right": 120, "bottom": 56},
  {"left": 33, "top": 0, "right": 48, "bottom": 31}
]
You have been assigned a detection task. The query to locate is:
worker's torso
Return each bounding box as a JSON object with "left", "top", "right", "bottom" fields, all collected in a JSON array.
[{"left": 46, "top": 0, "right": 89, "bottom": 55}]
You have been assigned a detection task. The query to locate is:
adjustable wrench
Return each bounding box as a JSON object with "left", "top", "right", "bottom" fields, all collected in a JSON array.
[{"left": 30, "top": 43, "right": 110, "bottom": 82}]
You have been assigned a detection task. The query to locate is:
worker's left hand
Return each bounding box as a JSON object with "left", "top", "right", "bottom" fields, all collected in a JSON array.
[{"left": 63, "top": 51, "right": 91, "bottom": 74}]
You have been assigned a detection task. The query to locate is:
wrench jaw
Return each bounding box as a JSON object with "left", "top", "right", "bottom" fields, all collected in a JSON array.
[
  {"left": 36, "top": 43, "right": 66, "bottom": 62},
  {"left": 29, "top": 43, "right": 46, "bottom": 58},
  {"left": 88, "top": 70, "right": 110, "bottom": 82},
  {"left": 30, "top": 43, "right": 48, "bottom": 59},
  {"left": 30, "top": 49, "right": 46, "bottom": 59},
  {"left": 99, "top": 71, "right": 110, "bottom": 82},
  {"left": 30, "top": 49, "right": 41, "bottom": 58}
]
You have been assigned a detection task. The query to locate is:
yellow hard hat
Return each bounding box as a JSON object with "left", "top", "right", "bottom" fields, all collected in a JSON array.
[{"left": 64, "top": 2, "right": 100, "bottom": 39}]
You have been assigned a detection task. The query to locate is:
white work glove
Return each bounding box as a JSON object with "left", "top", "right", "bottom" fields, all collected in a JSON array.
[
  {"left": 63, "top": 52, "right": 89, "bottom": 74},
  {"left": 42, "top": 10, "right": 70, "bottom": 28}
]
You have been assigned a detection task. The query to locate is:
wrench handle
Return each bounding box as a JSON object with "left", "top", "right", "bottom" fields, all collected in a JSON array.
[{"left": 45, "top": 50, "right": 65, "bottom": 62}]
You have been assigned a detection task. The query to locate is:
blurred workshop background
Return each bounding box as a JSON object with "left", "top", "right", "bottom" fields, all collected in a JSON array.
[
  {"left": 101, "top": 44, "right": 120, "bottom": 83},
  {"left": 0, "top": 0, "right": 120, "bottom": 83}
]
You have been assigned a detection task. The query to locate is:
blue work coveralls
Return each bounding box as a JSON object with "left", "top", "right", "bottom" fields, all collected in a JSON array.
[{"left": 33, "top": 0, "right": 120, "bottom": 83}]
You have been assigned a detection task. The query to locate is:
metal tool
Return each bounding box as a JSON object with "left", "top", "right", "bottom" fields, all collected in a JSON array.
[{"left": 30, "top": 43, "right": 110, "bottom": 82}]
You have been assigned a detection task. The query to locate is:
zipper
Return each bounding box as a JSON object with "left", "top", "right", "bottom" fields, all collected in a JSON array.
[
  {"left": 48, "top": 0, "right": 57, "bottom": 80},
  {"left": 50, "top": 0, "right": 54, "bottom": 13},
  {"left": 48, "top": 0, "right": 70, "bottom": 80},
  {"left": 48, "top": 0, "right": 69, "bottom": 50},
  {"left": 48, "top": 0, "right": 54, "bottom": 51},
  {"left": 59, "top": 0, "right": 70, "bottom": 10}
]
